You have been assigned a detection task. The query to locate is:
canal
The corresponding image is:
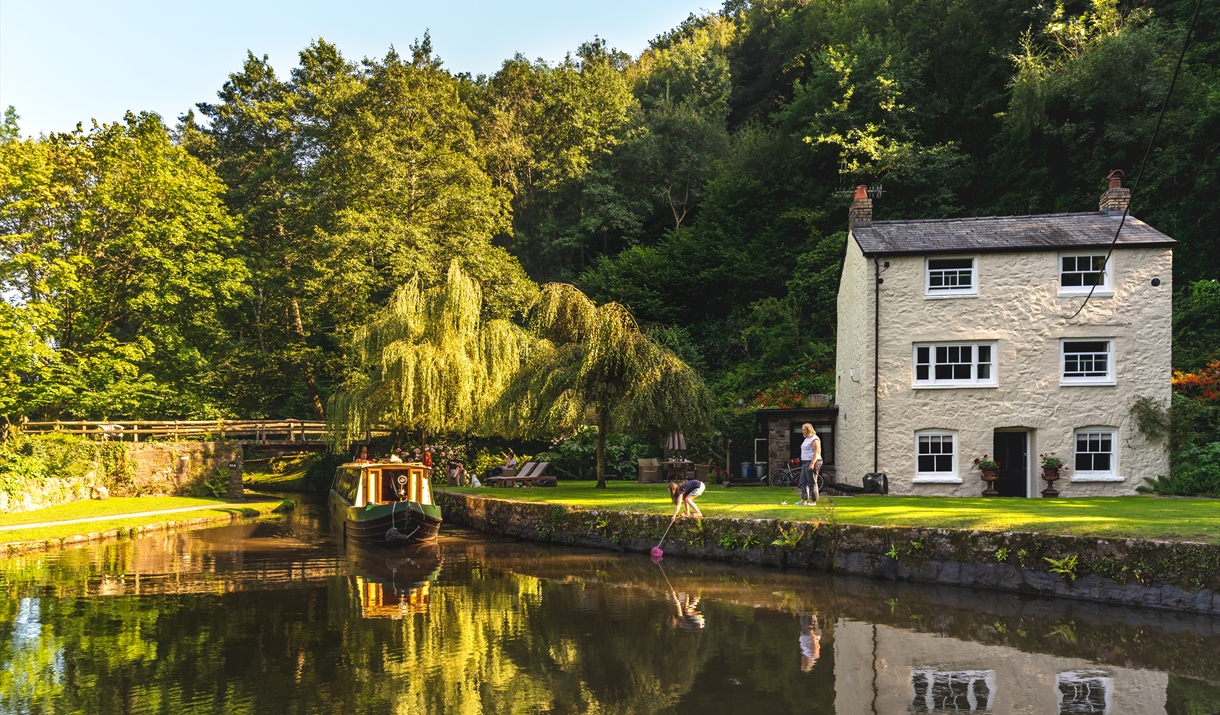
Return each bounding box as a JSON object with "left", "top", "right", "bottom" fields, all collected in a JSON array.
[{"left": 1, "top": 496, "right": 1217, "bottom": 714}]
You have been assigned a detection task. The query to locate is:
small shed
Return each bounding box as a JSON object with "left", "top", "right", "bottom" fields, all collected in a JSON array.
[{"left": 754, "top": 407, "right": 839, "bottom": 480}]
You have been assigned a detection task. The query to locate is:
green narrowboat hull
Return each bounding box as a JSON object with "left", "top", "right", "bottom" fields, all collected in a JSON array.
[{"left": 329, "top": 492, "right": 443, "bottom": 546}]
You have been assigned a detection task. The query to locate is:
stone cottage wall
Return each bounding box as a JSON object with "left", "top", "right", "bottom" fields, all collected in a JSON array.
[{"left": 836, "top": 239, "right": 1173, "bottom": 495}]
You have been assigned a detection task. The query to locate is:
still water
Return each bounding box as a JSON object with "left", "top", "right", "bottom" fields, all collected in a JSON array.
[{"left": 1, "top": 497, "right": 1217, "bottom": 715}]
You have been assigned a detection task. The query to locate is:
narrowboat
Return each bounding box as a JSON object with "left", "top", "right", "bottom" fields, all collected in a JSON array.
[{"left": 329, "top": 462, "right": 442, "bottom": 546}]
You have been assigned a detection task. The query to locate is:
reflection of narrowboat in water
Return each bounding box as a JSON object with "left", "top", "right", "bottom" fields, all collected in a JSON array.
[
  {"left": 346, "top": 541, "right": 442, "bottom": 619},
  {"left": 329, "top": 462, "right": 442, "bottom": 546}
]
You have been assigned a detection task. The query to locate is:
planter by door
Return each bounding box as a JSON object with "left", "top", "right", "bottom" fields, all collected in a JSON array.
[
  {"left": 1041, "top": 467, "right": 1061, "bottom": 498},
  {"left": 993, "top": 432, "right": 1028, "bottom": 497},
  {"left": 980, "top": 468, "right": 999, "bottom": 497}
]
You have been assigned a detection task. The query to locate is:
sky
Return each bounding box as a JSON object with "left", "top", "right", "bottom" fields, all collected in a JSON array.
[{"left": 1, "top": 0, "right": 711, "bottom": 137}]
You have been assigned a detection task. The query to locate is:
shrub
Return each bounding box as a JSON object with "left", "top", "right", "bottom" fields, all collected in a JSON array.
[{"left": 534, "top": 427, "right": 658, "bottom": 480}]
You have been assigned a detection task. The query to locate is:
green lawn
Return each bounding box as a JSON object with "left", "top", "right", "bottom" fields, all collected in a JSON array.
[
  {"left": 444, "top": 482, "right": 1220, "bottom": 543},
  {"left": 0, "top": 495, "right": 290, "bottom": 544},
  {"left": 243, "top": 455, "right": 312, "bottom": 490}
]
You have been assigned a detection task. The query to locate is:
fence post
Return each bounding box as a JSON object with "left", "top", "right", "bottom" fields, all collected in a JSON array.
[
  {"left": 289, "top": 421, "right": 296, "bottom": 442},
  {"left": 218, "top": 418, "right": 225, "bottom": 442}
]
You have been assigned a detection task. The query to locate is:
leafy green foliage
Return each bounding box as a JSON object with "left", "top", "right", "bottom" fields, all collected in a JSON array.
[
  {"left": 327, "top": 262, "right": 533, "bottom": 447},
  {"left": 534, "top": 427, "right": 658, "bottom": 480},
  {"left": 496, "top": 283, "right": 712, "bottom": 486},
  {"left": 0, "top": 111, "right": 246, "bottom": 418}
]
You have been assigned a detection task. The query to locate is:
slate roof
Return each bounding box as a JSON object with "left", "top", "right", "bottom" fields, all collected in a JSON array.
[{"left": 851, "top": 211, "right": 1176, "bottom": 256}]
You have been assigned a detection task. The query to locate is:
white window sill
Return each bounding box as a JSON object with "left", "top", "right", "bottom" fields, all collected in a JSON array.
[
  {"left": 1070, "top": 474, "right": 1125, "bottom": 483},
  {"left": 1060, "top": 380, "right": 1116, "bottom": 387},
  {"left": 913, "top": 383, "right": 998, "bottom": 390},
  {"left": 924, "top": 292, "right": 978, "bottom": 300},
  {"left": 1059, "top": 290, "right": 1114, "bottom": 298},
  {"left": 913, "top": 475, "right": 963, "bottom": 484}
]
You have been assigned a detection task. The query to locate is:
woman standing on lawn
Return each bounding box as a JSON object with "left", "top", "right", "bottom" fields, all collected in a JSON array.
[{"left": 799, "top": 423, "right": 821, "bottom": 506}]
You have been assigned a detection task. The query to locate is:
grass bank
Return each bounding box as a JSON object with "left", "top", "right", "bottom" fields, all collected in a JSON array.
[
  {"left": 444, "top": 482, "right": 1220, "bottom": 543},
  {"left": 0, "top": 495, "right": 291, "bottom": 546},
  {"left": 242, "top": 454, "right": 338, "bottom": 492}
]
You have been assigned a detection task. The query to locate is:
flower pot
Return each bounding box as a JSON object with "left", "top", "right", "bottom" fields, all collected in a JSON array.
[
  {"left": 981, "top": 468, "right": 999, "bottom": 497},
  {"left": 1041, "top": 467, "right": 1060, "bottom": 498}
]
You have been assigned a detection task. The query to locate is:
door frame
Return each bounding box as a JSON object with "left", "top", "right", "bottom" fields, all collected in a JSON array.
[{"left": 993, "top": 428, "right": 1034, "bottom": 498}]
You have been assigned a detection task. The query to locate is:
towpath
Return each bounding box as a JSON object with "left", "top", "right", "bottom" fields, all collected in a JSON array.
[{"left": 0, "top": 503, "right": 255, "bottom": 532}]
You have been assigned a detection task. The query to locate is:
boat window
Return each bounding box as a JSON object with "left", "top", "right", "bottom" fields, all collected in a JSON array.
[
  {"left": 337, "top": 468, "right": 360, "bottom": 505},
  {"left": 366, "top": 470, "right": 381, "bottom": 505},
  {"left": 419, "top": 474, "right": 433, "bottom": 505}
]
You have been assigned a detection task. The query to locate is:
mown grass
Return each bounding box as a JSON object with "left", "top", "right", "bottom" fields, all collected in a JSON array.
[
  {"left": 444, "top": 482, "right": 1220, "bottom": 543},
  {"left": 0, "top": 495, "right": 289, "bottom": 543},
  {"left": 242, "top": 455, "right": 316, "bottom": 491}
]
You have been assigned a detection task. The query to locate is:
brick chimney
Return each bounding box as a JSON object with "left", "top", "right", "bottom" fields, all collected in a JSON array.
[
  {"left": 1099, "top": 170, "right": 1131, "bottom": 215},
  {"left": 850, "top": 184, "right": 872, "bottom": 228}
]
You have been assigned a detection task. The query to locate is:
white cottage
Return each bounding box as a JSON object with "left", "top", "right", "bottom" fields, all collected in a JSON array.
[{"left": 834, "top": 175, "right": 1175, "bottom": 496}]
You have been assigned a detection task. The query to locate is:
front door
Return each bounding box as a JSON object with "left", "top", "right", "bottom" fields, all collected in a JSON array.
[{"left": 992, "top": 432, "right": 1028, "bottom": 497}]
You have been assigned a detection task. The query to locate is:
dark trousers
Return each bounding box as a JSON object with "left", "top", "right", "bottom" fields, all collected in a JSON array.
[{"left": 799, "top": 459, "right": 822, "bottom": 501}]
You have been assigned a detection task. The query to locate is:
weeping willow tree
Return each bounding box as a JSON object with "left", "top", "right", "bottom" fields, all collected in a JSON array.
[
  {"left": 327, "top": 262, "right": 534, "bottom": 448},
  {"left": 496, "top": 284, "right": 712, "bottom": 488}
]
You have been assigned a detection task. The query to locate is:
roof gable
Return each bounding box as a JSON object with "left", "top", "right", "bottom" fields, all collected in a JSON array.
[{"left": 851, "top": 211, "right": 1176, "bottom": 256}]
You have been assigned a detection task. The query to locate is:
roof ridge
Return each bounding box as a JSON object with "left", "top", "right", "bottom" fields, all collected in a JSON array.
[{"left": 867, "top": 211, "right": 1109, "bottom": 226}]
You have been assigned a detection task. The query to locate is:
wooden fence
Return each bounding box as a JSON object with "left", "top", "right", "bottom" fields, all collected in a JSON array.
[{"left": 21, "top": 419, "right": 329, "bottom": 443}]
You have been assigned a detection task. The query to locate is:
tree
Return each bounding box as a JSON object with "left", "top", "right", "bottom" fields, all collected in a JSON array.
[
  {"left": 0, "top": 110, "right": 246, "bottom": 419},
  {"left": 326, "top": 262, "right": 533, "bottom": 448},
  {"left": 497, "top": 284, "right": 711, "bottom": 488}
]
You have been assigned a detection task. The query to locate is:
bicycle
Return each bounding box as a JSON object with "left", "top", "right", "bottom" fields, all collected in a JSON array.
[{"left": 767, "top": 458, "right": 824, "bottom": 492}]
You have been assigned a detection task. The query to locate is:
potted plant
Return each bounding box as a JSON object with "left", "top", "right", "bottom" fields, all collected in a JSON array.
[
  {"left": 1039, "top": 453, "right": 1062, "bottom": 497},
  {"left": 973, "top": 455, "right": 1001, "bottom": 497}
]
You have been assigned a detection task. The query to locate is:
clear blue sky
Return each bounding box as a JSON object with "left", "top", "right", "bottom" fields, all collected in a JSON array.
[{"left": 1, "top": 0, "right": 712, "bottom": 137}]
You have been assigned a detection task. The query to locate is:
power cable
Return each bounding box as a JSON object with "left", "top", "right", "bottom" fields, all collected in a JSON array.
[{"left": 1069, "top": 0, "right": 1202, "bottom": 320}]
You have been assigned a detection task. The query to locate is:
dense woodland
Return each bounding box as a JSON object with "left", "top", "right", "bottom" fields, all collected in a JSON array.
[{"left": 1, "top": 0, "right": 1217, "bottom": 484}]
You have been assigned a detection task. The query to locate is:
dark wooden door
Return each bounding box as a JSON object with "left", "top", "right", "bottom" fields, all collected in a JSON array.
[{"left": 993, "top": 432, "right": 1028, "bottom": 497}]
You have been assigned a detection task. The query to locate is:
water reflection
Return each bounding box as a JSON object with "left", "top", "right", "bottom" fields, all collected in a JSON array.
[{"left": 0, "top": 497, "right": 1216, "bottom": 714}]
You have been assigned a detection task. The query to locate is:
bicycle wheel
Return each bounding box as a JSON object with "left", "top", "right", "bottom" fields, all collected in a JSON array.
[{"left": 773, "top": 468, "right": 796, "bottom": 488}]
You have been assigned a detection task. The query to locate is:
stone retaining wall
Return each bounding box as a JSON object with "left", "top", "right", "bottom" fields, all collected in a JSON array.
[
  {"left": 1, "top": 441, "right": 243, "bottom": 514},
  {"left": 436, "top": 491, "right": 1220, "bottom": 615},
  {"left": 122, "top": 442, "right": 243, "bottom": 498}
]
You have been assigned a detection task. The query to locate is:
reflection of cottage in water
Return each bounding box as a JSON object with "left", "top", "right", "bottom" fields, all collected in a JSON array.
[{"left": 833, "top": 620, "right": 1168, "bottom": 714}]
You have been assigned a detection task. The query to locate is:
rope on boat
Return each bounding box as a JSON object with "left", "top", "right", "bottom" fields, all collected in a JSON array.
[{"left": 386, "top": 500, "right": 421, "bottom": 544}]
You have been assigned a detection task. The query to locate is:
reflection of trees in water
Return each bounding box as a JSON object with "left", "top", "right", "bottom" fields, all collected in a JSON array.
[
  {"left": 2, "top": 529, "right": 1219, "bottom": 713},
  {"left": 383, "top": 570, "right": 718, "bottom": 713}
]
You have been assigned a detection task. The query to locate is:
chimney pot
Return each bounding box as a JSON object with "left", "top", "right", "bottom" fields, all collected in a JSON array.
[
  {"left": 1100, "top": 171, "right": 1131, "bottom": 215},
  {"left": 850, "top": 185, "right": 873, "bottom": 228}
]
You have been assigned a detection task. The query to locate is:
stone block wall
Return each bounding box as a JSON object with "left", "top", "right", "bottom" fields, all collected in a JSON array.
[
  {"left": 436, "top": 491, "right": 1220, "bottom": 615},
  {"left": 0, "top": 441, "right": 244, "bottom": 513},
  {"left": 122, "top": 442, "right": 243, "bottom": 497}
]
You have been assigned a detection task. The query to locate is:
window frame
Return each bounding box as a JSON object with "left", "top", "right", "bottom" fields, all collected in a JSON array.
[
  {"left": 1058, "top": 252, "right": 1113, "bottom": 297},
  {"left": 1060, "top": 338, "right": 1116, "bottom": 386},
  {"left": 924, "top": 255, "right": 978, "bottom": 299},
  {"left": 912, "top": 342, "right": 998, "bottom": 389},
  {"left": 913, "top": 430, "right": 961, "bottom": 483},
  {"left": 1071, "top": 427, "right": 1122, "bottom": 482}
]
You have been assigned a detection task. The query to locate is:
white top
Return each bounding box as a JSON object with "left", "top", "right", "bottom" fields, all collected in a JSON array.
[{"left": 801, "top": 435, "right": 820, "bottom": 461}]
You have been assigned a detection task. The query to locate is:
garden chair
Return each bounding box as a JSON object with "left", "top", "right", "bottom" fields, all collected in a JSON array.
[
  {"left": 637, "top": 458, "right": 661, "bottom": 483},
  {"left": 694, "top": 464, "right": 711, "bottom": 482}
]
